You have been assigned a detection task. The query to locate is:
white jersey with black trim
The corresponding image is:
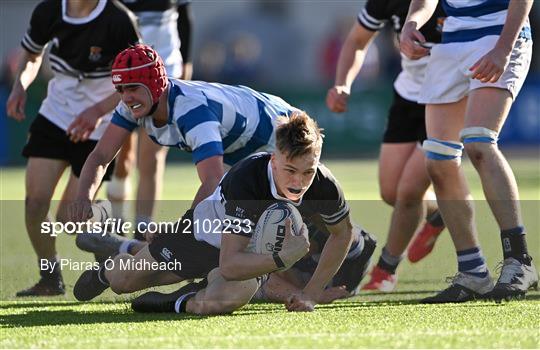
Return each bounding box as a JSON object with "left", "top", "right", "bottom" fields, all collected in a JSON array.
[
  {"left": 21, "top": 0, "right": 140, "bottom": 140},
  {"left": 121, "top": 0, "right": 190, "bottom": 78},
  {"left": 357, "top": 0, "right": 445, "bottom": 102},
  {"left": 111, "top": 79, "right": 298, "bottom": 165},
  {"left": 192, "top": 153, "right": 351, "bottom": 248},
  {"left": 441, "top": 0, "right": 531, "bottom": 43}
]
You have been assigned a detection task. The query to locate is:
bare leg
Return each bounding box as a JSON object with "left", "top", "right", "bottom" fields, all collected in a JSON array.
[
  {"left": 186, "top": 268, "right": 258, "bottom": 315},
  {"left": 106, "top": 245, "right": 182, "bottom": 294},
  {"left": 25, "top": 157, "right": 68, "bottom": 259},
  {"left": 385, "top": 146, "right": 431, "bottom": 256},
  {"left": 425, "top": 99, "right": 479, "bottom": 251},
  {"left": 463, "top": 88, "right": 522, "bottom": 230}
]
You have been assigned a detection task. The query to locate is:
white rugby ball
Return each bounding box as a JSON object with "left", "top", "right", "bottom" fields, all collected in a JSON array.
[
  {"left": 251, "top": 202, "right": 305, "bottom": 256},
  {"left": 91, "top": 200, "right": 112, "bottom": 222}
]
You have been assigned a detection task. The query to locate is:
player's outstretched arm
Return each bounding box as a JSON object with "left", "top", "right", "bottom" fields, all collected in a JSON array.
[
  {"left": 288, "top": 216, "right": 353, "bottom": 311},
  {"left": 192, "top": 155, "right": 225, "bottom": 207},
  {"left": 326, "top": 23, "right": 377, "bottom": 113},
  {"left": 469, "top": 0, "right": 533, "bottom": 83},
  {"left": 6, "top": 49, "right": 42, "bottom": 121},
  {"left": 400, "top": 0, "right": 437, "bottom": 60},
  {"left": 70, "top": 124, "right": 131, "bottom": 221}
]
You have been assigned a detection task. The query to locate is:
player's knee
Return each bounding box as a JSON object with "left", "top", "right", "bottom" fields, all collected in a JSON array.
[
  {"left": 423, "top": 138, "right": 463, "bottom": 182},
  {"left": 396, "top": 183, "right": 425, "bottom": 204},
  {"left": 460, "top": 127, "right": 498, "bottom": 165},
  {"left": 25, "top": 196, "right": 50, "bottom": 217},
  {"left": 379, "top": 186, "right": 397, "bottom": 206}
]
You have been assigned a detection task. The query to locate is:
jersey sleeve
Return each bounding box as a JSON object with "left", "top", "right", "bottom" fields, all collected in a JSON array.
[
  {"left": 110, "top": 103, "right": 138, "bottom": 132},
  {"left": 21, "top": 1, "right": 53, "bottom": 54},
  {"left": 315, "top": 165, "right": 350, "bottom": 226},
  {"left": 357, "top": 0, "right": 388, "bottom": 32},
  {"left": 176, "top": 104, "right": 224, "bottom": 164}
]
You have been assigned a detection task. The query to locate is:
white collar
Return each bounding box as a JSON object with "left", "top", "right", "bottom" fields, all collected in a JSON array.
[
  {"left": 62, "top": 0, "right": 107, "bottom": 25},
  {"left": 267, "top": 160, "right": 302, "bottom": 207}
]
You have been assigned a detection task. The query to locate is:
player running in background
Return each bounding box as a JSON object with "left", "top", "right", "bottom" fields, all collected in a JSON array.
[
  {"left": 72, "top": 111, "right": 375, "bottom": 315},
  {"left": 6, "top": 0, "right": 140, "bottom": 296},
  {"left": 326, "top": 0, "right": 446, "bottom": 292},
  {"left": 401, "top": 0, "right": 538, "bottom": 302},
  {"left": 108, "top": 0, "right": 194, "bottom": 239}
]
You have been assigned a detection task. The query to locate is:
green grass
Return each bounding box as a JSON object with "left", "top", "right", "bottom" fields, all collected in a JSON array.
[{"left": 1, "top": 157, "right": 539, "bottom": 348}]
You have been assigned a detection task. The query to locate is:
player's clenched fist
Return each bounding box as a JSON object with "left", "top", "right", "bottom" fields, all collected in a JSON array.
[
  {"left": 69, "top": 199, "right": 93, "bottom": 223},
  {"left": 277, "top": 218, "right": 310, "bottom": 268},
  {"left": 326, "top": 86, "right": 350, "bottom": 113},
  {"left": 399, "top": 21, "right": 430, "bottom": 60},
  {"left": 6, "top": 83, "right": 27, "bottom": 122}
]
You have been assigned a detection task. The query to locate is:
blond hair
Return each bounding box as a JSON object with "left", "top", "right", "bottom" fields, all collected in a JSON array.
[{"left": 275, "top": 111, "right": 324, "bottom": 159}]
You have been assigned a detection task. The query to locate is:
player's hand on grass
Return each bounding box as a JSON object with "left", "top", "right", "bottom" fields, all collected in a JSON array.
[
  {"left": 285, "top": 292, "right": 315, "bottom": 312},
  {"left": 69, "top": 199, "right": 93, "bottom": 222},
  {"left": 469, "top": 46, "right": 510, "bottom": 83},
  {"left": 318, "top": 285, "right": 350, "bottom": 304},
  {"left": 6, "top": 82, "right": 27, "bottom": 121},
  {"left": 400, "top": 21, "right": 430, "bottom": 60},
  {"left": 67, "top": 106, "right": 103, "bottom": 143},
  {"left": 326, "top": 86, "right": 350, "bottom": 113},
  {"left": 278, "top": 219, "right": 310, "bottom": 268}
]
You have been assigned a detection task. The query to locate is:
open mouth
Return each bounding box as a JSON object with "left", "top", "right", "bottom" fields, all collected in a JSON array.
[
  {"left": 288, "top": 188, "right": 302, "bottom": 194},
  {"left": 130, "top": 103, "right": 142, "bottom": 110}
]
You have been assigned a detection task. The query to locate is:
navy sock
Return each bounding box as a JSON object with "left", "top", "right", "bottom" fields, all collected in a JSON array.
[
  {"left": 377, "top": 247, "right": 402, "bottom": 274},
  {"left": 457, "top": 247, "right": 488, "bottom": 278},
  {"left": 427, "top": 210, "right": 444, "bottom": 227},
  {"left": 500, "top": 226, "right": 528, "bottom": 260}
]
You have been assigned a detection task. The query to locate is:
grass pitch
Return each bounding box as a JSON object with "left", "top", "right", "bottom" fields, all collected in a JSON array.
[{"left": 1, "top": 157, "right": 539, "bottom": 348}]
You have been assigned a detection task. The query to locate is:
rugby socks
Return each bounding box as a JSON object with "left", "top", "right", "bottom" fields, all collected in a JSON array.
[
  {"left": 174, "top": 292, "right": 197, "bottom": 313},
  {"left": 457, "top": 247, "right": 488, "bottom": 278},
  {"left": 426, "top": 210, "right": 444, "bottom": 227},
  {"left": 345, "top": 230, "right": 365, "bottom": 260},
  {"left": 97, "top": 265, "right": 110, "bottom": 287},
  {"left": 500, "top": 226, "right": 529, "bottom": 262},
  {"left": 377, "top": 247, "right": 402, "bottom": 275}
]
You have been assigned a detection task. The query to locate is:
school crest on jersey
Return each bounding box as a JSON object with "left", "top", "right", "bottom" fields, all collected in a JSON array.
[{"left": 88, "top": 46, "right": 103, "bottom": 62}]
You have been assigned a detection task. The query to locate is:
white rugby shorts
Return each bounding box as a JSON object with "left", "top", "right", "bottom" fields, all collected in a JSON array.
[{"left": 418, "top": 35, "right": 532, "bottom": 104}]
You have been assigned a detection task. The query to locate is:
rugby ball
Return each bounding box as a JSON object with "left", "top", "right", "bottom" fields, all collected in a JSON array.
[{"left": 251, "top": 202, "right": 305, "bottom": 256}]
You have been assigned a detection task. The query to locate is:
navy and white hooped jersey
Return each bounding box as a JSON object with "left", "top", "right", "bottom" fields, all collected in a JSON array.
[
  {"left": 357, "top": 0, "right": 446, "bottom": 102},
  {"left": 111, "top": 79, "right": 298, "bottom": 165},
  {"left": 441, "top": 0, "right": 531, "bottom": 44},
  {"left": 193, "top": 153, "right": 350, "bottom": 248},
  {"left": 120, "top": 0, "right": 190, "bottom": 78},
  {"left": 21, "top": 0, "right": 140, "bottom": 140}
]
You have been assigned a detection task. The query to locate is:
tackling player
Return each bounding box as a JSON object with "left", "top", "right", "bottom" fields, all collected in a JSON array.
[
  {"left": 401, "top": 0, "right": 538, "bottom": 302},
  {"left": 326, "top": 0, "right": 446, "bottom": 291},
  {"left": 107, "top": 0, "right": 194, "bottom": 239},
  {"left": 72, "top": 111, "right": 376, "bottom": 314}
]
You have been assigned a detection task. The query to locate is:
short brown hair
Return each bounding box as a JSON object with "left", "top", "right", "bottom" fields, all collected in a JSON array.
[{"left": 275, "top": 111, "right": 324, "bottom": 159}]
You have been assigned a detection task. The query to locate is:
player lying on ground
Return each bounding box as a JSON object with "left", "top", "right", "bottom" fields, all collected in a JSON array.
[
  {"left": 326, "top": 0, "right": 447, "bottom": 292},
  {"left": 71, "top": 112, "right": 376, "bottom": 314}
]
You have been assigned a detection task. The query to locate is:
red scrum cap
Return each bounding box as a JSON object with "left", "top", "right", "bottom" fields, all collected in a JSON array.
[{"left": 111, "top": 44, "right": 167, "bottom": 104}]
